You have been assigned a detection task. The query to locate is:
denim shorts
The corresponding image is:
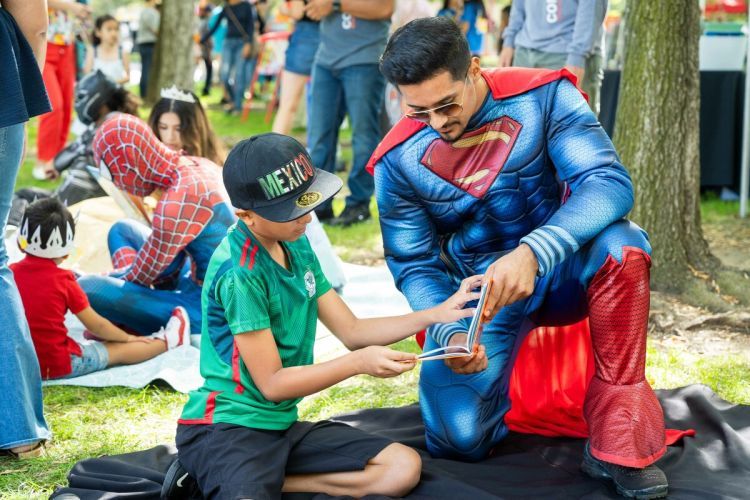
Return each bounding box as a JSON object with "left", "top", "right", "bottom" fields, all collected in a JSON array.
[
  {"left": 65, "top": 341, "right": 109, "bottom": 378},
  {"left": 284, "top": 21, "right": 319, "bottom": 76}
]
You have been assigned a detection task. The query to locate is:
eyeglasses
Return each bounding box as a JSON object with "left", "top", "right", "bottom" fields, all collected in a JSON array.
[{"left": 405, "top": 77, "right": 469, "bottom": 125}]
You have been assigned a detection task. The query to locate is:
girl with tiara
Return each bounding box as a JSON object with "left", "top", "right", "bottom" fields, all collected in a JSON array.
[{"left": 148, "top": 86, "right": 226, "bottom": 166}]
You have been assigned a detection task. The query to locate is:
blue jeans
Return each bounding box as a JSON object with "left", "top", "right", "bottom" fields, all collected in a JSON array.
[
  {"left": 220, "top": 37, "right": 257, "bottom": 112},
  {"left": 138, "top": 42, "right": 155, "bottom": 98},
  {"left": 308, "top": 63, "right": 385, "bottom": 209},
  {"left": 0, "top": 123, "right": 51, "bottom": 449}
]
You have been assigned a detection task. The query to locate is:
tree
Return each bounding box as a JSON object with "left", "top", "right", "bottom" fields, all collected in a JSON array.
[
  {"left": 146, "top": 0, "right": 198, "bottom": 103},
  {"left": 613, "top": 0, "right": 717, "bottom": 291}
]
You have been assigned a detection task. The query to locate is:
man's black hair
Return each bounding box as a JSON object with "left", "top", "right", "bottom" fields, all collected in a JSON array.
[
  {"left": 22, "top": 197, "right": 75, "bottom": 251},
  {"left": 380, "top": 17, "right": 471, "bottom": 86}
]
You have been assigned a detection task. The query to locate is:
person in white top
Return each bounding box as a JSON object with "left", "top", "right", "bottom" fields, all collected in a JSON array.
[{"left": 84, "top": 14, "right": 130, "bottom": 85}]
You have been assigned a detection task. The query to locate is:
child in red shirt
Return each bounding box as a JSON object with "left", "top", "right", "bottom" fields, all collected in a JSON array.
[{"left": 11, "top": 198, "right": 189, "bottom": 380}]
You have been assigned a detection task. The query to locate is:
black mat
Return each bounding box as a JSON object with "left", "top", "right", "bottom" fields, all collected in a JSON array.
[{"left": 51, "top": 385, "right": 750, "bottom": 499}]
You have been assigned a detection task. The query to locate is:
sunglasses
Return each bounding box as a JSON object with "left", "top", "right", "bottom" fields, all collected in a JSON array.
[{"left": 406, "top": 76, "right": 469, "bottom": 125}]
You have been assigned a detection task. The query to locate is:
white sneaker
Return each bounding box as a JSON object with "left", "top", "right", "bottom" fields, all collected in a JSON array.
[
  {"left": 157, "top": 307, "right": 190, "bottom": 350},
  {"left": 32, "top": 165, "right": 49, "bottom": 180}
]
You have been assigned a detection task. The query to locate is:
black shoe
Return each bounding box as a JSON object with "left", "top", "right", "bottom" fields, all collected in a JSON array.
[
  {"left": 331, "top": 204, "right": 371, "bottom": 227},
  {"left": 315, "top": 205, "right": 335, "bottom": 224},
  {"left": 161, "top": 458, "right": 199, "bottom": 499},
  {"left": 581, "top": 442, "right": 668, "bottom": 499}
]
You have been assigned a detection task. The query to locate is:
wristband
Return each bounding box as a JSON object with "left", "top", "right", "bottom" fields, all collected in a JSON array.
[{"left": 332, "top": 0, "right": 342, "bottom": 12}]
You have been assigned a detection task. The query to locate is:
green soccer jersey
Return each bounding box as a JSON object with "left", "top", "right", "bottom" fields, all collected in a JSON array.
[{"left": 179, "top": 220, "right": 331, "bottom": 430}]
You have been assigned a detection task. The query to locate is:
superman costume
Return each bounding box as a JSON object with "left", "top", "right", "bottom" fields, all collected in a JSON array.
[
  {"left": 79, "top": 114, "right": 235, "bottom": 335},
  {"left": 368, "top": 68, "right": 666, "bottom": 468}
]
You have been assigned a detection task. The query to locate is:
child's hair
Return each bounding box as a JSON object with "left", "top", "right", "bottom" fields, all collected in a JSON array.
[
  {"left": 92, "top": 14, "right": 119, "bottom": 47},
  {"left": 148, "top": 90, "right": 226, "bottom": 165},
  {"left": 106, "top": 87, "right": 141, "bottom": 117},
  {"left": 22, "top": 198, "right": 76, "bottom": 254}
]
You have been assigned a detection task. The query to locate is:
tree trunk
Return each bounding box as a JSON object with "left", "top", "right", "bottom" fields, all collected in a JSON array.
[
  {"left": 146, "top": 0, "right": 198, "bottom": 104},
  {"left": 613, "top": 0, "right": 715, "bottom": 291}
]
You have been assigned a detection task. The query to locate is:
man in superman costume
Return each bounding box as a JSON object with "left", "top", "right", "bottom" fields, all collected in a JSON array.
[{"left": 368, "top": 18, "right": 671, "bottom": 498}]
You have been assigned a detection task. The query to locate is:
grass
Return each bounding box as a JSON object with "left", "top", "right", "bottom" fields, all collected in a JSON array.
[{"left": 4, "top": 96, "right": 749, "bottom": 497}]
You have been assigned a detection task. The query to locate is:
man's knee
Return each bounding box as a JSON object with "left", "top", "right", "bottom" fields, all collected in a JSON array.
[
  {"left": 590, "top": 220, "right": 651, "bottom": 265},
  {"left": 422, "top": 384, "right": 507, "bottom": 462}
]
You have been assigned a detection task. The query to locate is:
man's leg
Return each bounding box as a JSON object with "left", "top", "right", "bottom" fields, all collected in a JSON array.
[
  {"left": 540, "top": 220, "right": 667, "bottom": 496},
  {"left": 335, "top": 64, "right": 386, "bottom": 224},
  {"left": 419, "top": 301, "right": 529, "bottom": 461},
  {"left": 583, "top": 53, "right": 604, "bottom": 115},
  {"left": 107, "top": 219, "right": 187, "bottom": 288},
  {"left": 308, "top": 63, "right": 345, "bottom": 218}
]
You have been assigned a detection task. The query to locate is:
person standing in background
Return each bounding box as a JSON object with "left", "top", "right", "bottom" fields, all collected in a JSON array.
[
  {"left": 271, "top": 0, "right": 320, "bottom": 135},
  {"left": 305, "top": 0, "right": 394, "bottom": 226},
  {"left": 34, "top": 0, "right": 91, "bottom": 180},
  {"left": 0, "top": 0, "right": 53, "bottom": 459},
  {"left": 461, "top": 0, "right": 488, "bottom": 57},
  {"left": 84, "top": 14, "right": 131, "bottom": 85},
  {"left": 499, "top": 0, "right": 607, "bottom": 115},
  {"left": 201, "top": 0, "right": 259, "bottom": 115},
  {"left": 136, "top": 0, "right": 159, "bottom": 98}
]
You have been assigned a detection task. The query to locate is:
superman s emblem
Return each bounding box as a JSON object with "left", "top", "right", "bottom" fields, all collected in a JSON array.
[{"left": 420, "top": 116, "right": 521, "bottom": 198}]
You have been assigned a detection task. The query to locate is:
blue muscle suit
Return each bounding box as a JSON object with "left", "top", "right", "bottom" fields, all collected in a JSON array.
[{"left": 371, "top": 68, "right": 666, "bottom": 468}]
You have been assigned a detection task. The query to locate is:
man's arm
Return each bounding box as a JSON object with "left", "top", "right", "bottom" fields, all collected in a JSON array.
[
  {"left": 499, "top": 0, "right": 525, "bottom": 67},
  {"left": 566, "top": 0, "right": 607, "bottom": 69},
  {"left": 519, "top": 79, "right": 633, "bottom": 277},
  {"left": 375, "top": 152, "right": 471, "bottom": 347},
  {"left": 305, "top": 0, "right": 394, "bottom": 21},
  {"left": 3, "top": 0, "right": 48, "bottom": 70}
]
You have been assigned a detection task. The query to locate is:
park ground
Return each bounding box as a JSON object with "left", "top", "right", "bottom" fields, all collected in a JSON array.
[{"left": 1, "top": 91, "right": 749, "bottom": 498}]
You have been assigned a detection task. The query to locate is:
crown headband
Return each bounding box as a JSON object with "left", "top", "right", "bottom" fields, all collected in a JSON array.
[
  {"left": 18, "top": 217, "right": 75, "bottom": 259},
  {"left": 160, "top": 85, "right": 196, "bottom": 103}
]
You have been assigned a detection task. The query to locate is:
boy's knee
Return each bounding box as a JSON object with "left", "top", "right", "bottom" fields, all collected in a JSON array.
[{"left": 374, "top": 443, "right": 422, "bottom": 497}]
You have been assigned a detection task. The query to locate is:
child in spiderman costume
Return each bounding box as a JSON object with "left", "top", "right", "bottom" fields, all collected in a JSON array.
[
  {"left": 79, "top": 113, "right": 235, "bottom": 336},
  {"left": 369, "top": 18, "right": 669, "bottom": 498}
]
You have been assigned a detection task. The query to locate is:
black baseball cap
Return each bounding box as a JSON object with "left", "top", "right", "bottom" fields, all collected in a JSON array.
[{"left": 223, "top": 133, "right": 342, "bottom": 222}]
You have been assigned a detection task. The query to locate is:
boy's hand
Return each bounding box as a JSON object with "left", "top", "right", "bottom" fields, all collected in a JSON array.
[
  {"left": 357, "top": 346, "right": 417, "bottom": 378},
  {"left": 444, "top": 334, "right": 488, "bottom": 374},
  {"left": 431, "top": 275, "right": 483, "bottom": 324}
]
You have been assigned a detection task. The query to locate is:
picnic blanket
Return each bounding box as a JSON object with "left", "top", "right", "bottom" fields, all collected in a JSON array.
[{"left": 50, "top": 384, "right": 750, "bottom": 499}]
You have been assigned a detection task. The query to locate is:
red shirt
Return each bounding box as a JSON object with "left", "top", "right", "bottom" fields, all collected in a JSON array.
[{"left": 10, "top": 255, "right": 89, "bottom": 379}]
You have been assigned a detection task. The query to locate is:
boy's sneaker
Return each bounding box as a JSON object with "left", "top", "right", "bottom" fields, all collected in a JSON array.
[
  {"left": 154, "top": 307, "right": 190, "bottom": 350},
  {"left": 581, "top": 441, "right": 668, "bottom": 499},
  {"left": 161, "top": 457, "right": 199, "bottom": 499}
]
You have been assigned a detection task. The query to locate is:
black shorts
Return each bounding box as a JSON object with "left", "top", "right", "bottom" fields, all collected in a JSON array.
[{"left": 175, "top": 420, "right": 393, "bottom": 499}]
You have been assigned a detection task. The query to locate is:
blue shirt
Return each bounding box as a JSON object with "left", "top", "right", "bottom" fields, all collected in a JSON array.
[{"left": 0, "top": 8, "right": 50, "bottom": 128}]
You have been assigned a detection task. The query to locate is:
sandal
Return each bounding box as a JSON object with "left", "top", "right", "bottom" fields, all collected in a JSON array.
[{"left": 3, "top": 441, "right": 45, "bottom": 459}]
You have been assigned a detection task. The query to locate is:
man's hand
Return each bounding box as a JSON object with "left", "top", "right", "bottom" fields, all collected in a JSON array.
[
  {"left": 565, "top": 64, "right": 585, "bottom": 87},
  {"left": 443, "top": 334, "right": 488, "bottom": 374},
  {"left": 499, "top": 46, "right": 514, "bottom": 67},
  {"left": 305, "top": 0, "right": 334, "bottom": 21},
  {"left": 484, "top": 244, "right": 538, "bottom": 320}
]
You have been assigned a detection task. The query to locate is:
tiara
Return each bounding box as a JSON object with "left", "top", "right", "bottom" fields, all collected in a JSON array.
[{"left": 160, "top": 85, "right": 196, "bottom": 103}]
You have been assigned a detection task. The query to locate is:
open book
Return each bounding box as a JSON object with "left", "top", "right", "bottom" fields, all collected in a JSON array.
[{"left": 418, "top": 280, "right": 494, "bottom": 361}]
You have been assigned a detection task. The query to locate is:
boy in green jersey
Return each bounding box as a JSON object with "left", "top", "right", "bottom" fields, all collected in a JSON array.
[{"left": 171, "top": 133, "right": 481, "bottom": 499}]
